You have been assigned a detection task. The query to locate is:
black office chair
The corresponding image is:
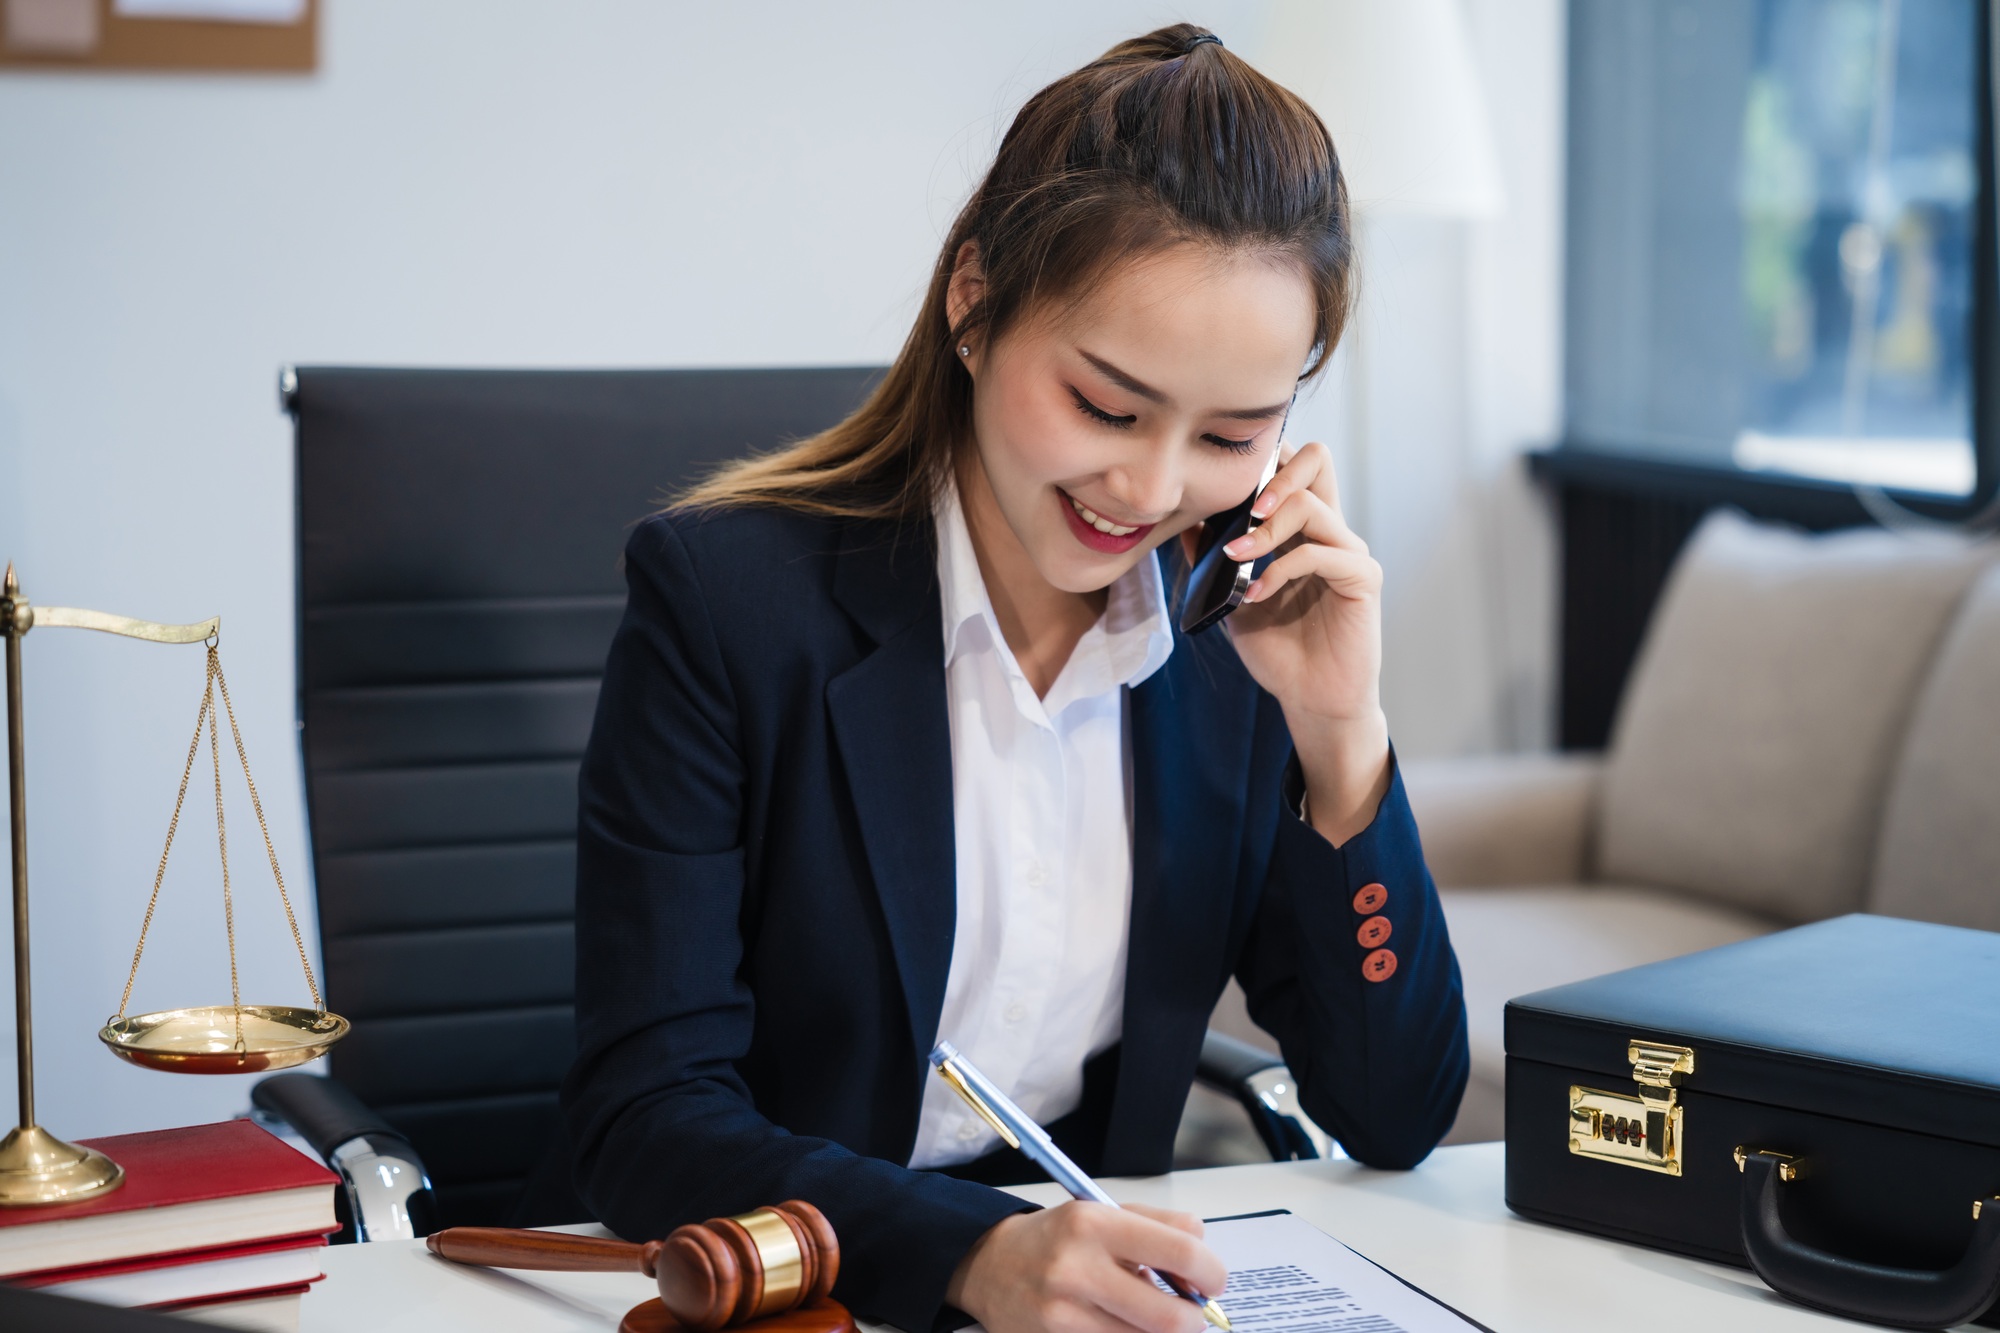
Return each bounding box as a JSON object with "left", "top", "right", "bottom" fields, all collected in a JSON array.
[{"left": 252, "top": 366, "right": 1333, "bottom": 1245}]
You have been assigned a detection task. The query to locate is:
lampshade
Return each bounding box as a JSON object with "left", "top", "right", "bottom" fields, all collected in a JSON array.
[{"left": 1249, "top": 0, "right": 1505, "bottom": 218}]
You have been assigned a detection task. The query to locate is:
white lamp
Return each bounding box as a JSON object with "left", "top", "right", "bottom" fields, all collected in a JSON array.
[
  {"left": 1249, "top": 0, "right": 1505, "bottom": 219},
  {"left": 1246, "top": 0, "right": 1507, "bottom": 538}
]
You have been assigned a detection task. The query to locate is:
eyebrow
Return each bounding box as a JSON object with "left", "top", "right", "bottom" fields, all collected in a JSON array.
[{"left": 1077, "top": 349, "right": 1292, "bottom": 422}]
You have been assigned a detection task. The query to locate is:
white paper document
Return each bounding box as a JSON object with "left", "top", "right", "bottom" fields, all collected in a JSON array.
[{"left": 1201, "top": 1211, "right": 1485, "bottom": 1333}]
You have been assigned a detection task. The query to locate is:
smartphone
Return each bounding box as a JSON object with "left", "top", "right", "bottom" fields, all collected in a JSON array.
[{"left": 1177, "top": 443, "right": 1284, "bottom": 636}]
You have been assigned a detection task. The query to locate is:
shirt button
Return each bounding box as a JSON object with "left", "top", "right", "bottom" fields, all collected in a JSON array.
[
  {"left": 1005, "top": 1002, "right": 1027, "bottom": 1024},
  {"left": 1353, "top": 882, "right": 1388, "bottom": 913},
  {"left": 1362, "top": 948, "right": 1399, "bottom": 983},
  {"left": 1024, "top": 862, "right": 1047, "bottom": 887},
  {"left": 957, "top": 1121, "right": 981, "bottom": 1141},
  {"left": 1357, "top": 915, "right": 1393, "bottom": 948}
]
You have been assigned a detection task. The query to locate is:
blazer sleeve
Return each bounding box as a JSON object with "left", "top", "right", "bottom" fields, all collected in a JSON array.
[
  {"left": 562, "top": 517, "right": 1030, "bottom": 1333},
  {"left": 1232, "top": 708, "right": 1470, "bottom": 1169}
]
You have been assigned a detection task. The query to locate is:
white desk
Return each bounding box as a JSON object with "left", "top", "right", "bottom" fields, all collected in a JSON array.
[{"left": 303, "top": 1142, "right": 1941, "bottom": 1332}]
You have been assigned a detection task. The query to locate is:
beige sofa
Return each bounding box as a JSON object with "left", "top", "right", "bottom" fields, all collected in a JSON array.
[
  {"left": 1413, "top": 509, "right": 2000, "bottom": 1141},
  {"left": 1187, "top": 508, "right": 2000, "bottom": 1158}
]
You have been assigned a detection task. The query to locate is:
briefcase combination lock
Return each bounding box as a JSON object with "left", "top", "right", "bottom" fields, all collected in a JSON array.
[{"left": 1567, "top": 1041, "right": 1695, "bottom": 1176}]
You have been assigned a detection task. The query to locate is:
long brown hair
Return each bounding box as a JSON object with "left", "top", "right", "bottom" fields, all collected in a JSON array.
[{"left": 677, "top": 23, "right": 1354, "bottom": 520}]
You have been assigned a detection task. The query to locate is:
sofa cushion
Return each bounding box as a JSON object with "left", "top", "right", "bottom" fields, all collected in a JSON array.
[
  {"left": 1402, "top": 753, "right": 1603, "bottom": 889},
  {"left": 1439, "top": 884, "right": 1774, "bottom": 1097},
  {"left": 1597, "top": 510, "right": 1989, "bottom": 922},
  {"left": 1871, "top": 563, "right": 2000, "bottom": 932}
]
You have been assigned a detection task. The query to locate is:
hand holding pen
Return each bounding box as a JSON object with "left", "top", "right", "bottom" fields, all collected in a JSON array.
[{"left": 932, "top": 1042, "right": 1233, "bottom": 1333}]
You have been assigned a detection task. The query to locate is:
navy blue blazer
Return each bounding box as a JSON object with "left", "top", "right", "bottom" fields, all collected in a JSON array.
[{"left": 563, "top": 503, "right": 1468, "bottom": 1333}]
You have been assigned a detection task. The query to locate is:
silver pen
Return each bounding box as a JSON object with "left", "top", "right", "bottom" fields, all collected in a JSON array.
[{"left": 929, "top": 1040, "right": 1233, "bottom": 1331}]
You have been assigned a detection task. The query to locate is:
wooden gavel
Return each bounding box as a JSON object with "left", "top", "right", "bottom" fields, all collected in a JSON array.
[{"left": 428, "top": 1199, "right": 848, "bottom": 1333}]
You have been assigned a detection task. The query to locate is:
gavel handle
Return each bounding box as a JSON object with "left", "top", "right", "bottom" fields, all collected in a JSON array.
[{"left": 428, "top": 1226, "right": 648, "bottom": 1272}]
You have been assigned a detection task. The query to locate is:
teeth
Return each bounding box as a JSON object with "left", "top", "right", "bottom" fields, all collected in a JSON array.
[{"left": 1068, "top": 495, "right": 1140, "bottom": 536}]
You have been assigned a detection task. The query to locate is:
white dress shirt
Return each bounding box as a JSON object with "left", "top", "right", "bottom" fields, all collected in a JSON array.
[{"left": 907, "top": 480, "right": 1176, "bottom": 1170}]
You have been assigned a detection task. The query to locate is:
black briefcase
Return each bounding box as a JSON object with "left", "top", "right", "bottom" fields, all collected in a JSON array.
[{"left": 1504, "top": 913, "right": 2000, "bottom": 1330}]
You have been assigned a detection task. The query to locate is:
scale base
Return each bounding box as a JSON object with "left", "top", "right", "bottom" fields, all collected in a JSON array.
[{"left": 0, "top": 1123, "right": 124, "bottom": 1207}]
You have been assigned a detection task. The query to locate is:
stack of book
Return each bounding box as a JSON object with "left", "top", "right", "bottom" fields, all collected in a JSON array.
[{"left": 0, "top": 1120, "right": 340, "bottom": 1332}]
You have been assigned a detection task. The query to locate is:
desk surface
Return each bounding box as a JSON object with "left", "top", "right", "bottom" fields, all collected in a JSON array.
[{"left": 303, "top": 1142, "right": 1933, "bottom": 1333}]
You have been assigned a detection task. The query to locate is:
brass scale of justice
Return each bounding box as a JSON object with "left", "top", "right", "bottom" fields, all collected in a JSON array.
[
  {"left": 0, "top": 563, "right": 344, "bottom": 1209},
  {"left": 1, "top": 565, "right": 857, "bottom": 1333}
]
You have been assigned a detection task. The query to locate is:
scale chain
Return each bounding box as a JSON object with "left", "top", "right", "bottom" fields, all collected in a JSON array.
[
  {"left": 210, "top": 650, "right": 323, "bottom": 1014},
  {"left": 116, "top": 652, "right": 214, "bottom": 1022},
  {"left": 115, "top": 643, "right": 328, "bottom": 1041},
  {"left": 207, "top": 649, "right": 241, "bottom": 1052}
]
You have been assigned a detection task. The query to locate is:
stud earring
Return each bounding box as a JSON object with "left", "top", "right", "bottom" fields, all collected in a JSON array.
[{"left": 959, "top": 346, "right": 970, "bottom": 357}]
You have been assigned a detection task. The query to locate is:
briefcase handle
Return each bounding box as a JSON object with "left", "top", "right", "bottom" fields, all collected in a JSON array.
[{"left": 1737, "top": 1147, "right": 2000, "bottom": 1330}]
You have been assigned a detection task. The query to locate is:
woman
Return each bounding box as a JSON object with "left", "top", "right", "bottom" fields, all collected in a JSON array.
[{"left": 563, "top": 25, "right": 1467, "bottom": 1333}]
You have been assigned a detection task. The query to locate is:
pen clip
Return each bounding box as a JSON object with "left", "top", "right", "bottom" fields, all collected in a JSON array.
[{"left": 935, "top": 1058, "right": 1021, "bottom": 1149}]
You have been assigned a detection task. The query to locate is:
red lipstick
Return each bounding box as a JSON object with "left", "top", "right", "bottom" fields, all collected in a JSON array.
[{"left": 1058, "top": 489, "right": 1155, "bottom": 555}]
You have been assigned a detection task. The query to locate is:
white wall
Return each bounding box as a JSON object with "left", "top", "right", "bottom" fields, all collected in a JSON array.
[{"left": 0, "top": 0, "right": 1562, "bottom": 1140}]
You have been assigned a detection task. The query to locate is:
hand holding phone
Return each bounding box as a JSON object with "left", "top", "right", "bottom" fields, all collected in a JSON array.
[{"left": 1186, "top": 434, "right": 1392, "bottom": 845}]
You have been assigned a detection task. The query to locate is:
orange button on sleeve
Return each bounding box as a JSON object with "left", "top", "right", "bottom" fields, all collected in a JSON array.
[
  {"left": 1356, "top": 915, "right": 1392, "bottom": 949},
  {"left": 1361, "top": 948, "right": 1398, "bottom": 983},
  {"left": 1352, "top": 882, "right": 1387, "bottom": 914}
]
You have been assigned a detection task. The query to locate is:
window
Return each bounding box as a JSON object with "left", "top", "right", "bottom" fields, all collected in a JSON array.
[{"left": 1566, "top": 0, "right": 1986, "bottom": 498}]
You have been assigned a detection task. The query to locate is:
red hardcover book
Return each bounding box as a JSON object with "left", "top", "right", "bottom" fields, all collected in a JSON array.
[
  {"left": 13, "top": 1231, "right": 327, "bottom": 1307},
  {"left": 155, "top": 1282, "right": 314, "bottom": 1333},
  {"left": 153, "top": 1278, "right": 316, "bottom": 1310},
  {"left": 0, "top": 1121, "right": 338, "bottom": 1278}
]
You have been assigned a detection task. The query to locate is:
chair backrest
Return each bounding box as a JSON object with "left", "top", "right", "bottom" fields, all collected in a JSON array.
[{"left": 287, "top": 366, "right": 882, "bottom": 1226}]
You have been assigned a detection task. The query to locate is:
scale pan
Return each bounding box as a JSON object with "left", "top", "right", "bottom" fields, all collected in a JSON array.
[{"left": 99, "top": 1006, "right": 348, "bottom": 1074}]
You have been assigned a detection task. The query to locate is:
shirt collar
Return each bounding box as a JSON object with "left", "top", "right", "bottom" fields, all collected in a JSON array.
[{"left": 935, "top": 477, "right": 1174, "bottom": 711}]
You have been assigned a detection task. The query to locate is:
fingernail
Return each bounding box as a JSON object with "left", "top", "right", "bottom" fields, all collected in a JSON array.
[
  {"left": 1251, "top": 496, "right": 1273, "bottom": 518},
  {"left": 1224, "top": 537, "right": 1251, "bottom": 557},
  {"left": 1242, "top": 580, "right": 1262, "bottom": 602}
]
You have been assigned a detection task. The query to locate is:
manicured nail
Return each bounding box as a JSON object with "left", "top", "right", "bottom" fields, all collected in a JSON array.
[
  {"left": 1242, "top": 579, "right": 1263, "bottom": 602},
  {"left": 1251, "top": 496, "right": 1273, "bottom": 518},
  {"left": 1224, "top": 536, "right": 1253, "bottom": 557}
]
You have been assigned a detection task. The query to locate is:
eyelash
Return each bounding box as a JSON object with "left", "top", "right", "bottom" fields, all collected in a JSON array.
[{"left": 1068, "top": 389, "right": 1260, "bottom": 455}]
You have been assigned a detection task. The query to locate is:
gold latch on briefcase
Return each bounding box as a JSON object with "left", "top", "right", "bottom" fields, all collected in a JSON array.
[{"left": 1568, "top": 1041, "right": 1695, "bottom": 1176}]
